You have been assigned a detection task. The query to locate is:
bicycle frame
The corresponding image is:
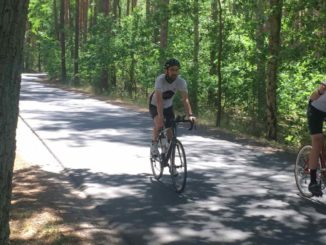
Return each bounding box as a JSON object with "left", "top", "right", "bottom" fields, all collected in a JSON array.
[
  {"left": 159, "top": 116, "right": 193, "bottom": 165},
  {"left": 151, "top": 115, "right": 193, "bottom": 193}
]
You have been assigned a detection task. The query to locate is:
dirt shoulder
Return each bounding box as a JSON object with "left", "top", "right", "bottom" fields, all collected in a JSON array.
[{"left": 10, "top": 154, "right": 125, "bottom": 245}]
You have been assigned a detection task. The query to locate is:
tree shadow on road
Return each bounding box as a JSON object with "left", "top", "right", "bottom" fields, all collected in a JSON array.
[{"left": 65, "top": 155, "right": 326, "bottom": 245}]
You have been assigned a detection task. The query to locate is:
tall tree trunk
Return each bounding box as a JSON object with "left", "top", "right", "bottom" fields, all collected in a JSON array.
[
  {"left": 38, "top": 42, "right": 42, "bottom": 72},
  {"left": 24, "top": 24, "right": 31, "bottom": 72},
  {"left": 53, "top": 0, "right": 60, "bottom": 40},
  {"left": 209, "top": 0, "right": 218, "bottom": 108},
  {"left": 146, "top": 0, "right": 150, "bottom": 20},
  {"left": 113, "top": 0, "right": 119, "bottom": 19},
  {"left": 60, "top": 0, "right": 67, "bottom": 82},
  {"left": 152, "top": 1, "right": 160, "bottom": 45},
  {"left": 192, "top": 0, "right": 199, "bottom": 114},
  {"left": 81, "top": 0, "right": 88, "bottom": 43},
  {"left": 111, "top": 0, "right": 119, "bottom": 88},
  {"left": 254, "top": 0, "right": 267, "bottom": 123},
  {"left": 0, "top": 1, "right": 29, "bottom": 242},
  {"left": 132, "top": 0, "right": 137, "bottom": 10},
  {"left": 216, "top": 0, "right": 223, "bottom": 127},
  {"left": 126, "top": 0, "right": 130, "bottom": 15},
  {"left": 90, "top": 0, "right": 97, "bottom": 27},
  {"left": 74, "top": 0, "right": 80, "bottom": 85},
  {"left": 102, "top": 0, "right": 110, "bottom": 15},
  {"left": 159, "top": 0, "right": 169, "bottom": 67},
  {"left": 98, "top": 0, "right": 110, "bottom": 92},
  {"left": 266, "top": 0, "right": 283, "bottom": 140}
]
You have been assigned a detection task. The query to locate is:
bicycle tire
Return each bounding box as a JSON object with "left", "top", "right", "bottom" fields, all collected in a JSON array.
[
  {"left": 150, "top": 138, "right": 164, "bottom": 180},
  {"left": 170, "top": 139, "right": 187, "bottom": 193},
  {"left": 294, "top": 145, "right": 314, "bottom": 198}
]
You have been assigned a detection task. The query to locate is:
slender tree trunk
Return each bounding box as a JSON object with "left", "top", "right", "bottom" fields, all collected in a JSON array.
[
  {"left": 266, "top": 0, "right": 283, "bottom": 140},
  {"left": 111, "top": 0, "right": 119, "bottom": 88},
  {"left": 129, "top": 54, "right": 136, "bottom": 97},
  {"left": 159, "top": 0, "right": 169, "bottom": 67},
  {"left": 98, "top": 0, "right": 110, "bottom": 92},
  {"left": 152, "top": 1, "right": 160, "bottom": 45},
  {"left": 60, "top": 0, "right": 67, "bottom": 82},
  {"left": 74, "top": 0, "right": 80, "bottom": 85},
  {"left": 216, "top": 0, "right": 223, "bottom": 127},
  {"left": 54, "top": 0, "right": 60, "bottom": 40},
  {"left": 254, "top": 0, "right": 267, "bottom": 124},
  {"left": 209, "top": 0, "right": 218, "bottom": 107},
  {"left": 126, "top": 0, "right": 130, "bottom": 15},
  {"left": 102, "top": 0, "right": 110, "bottom": 15},
  {"left": 91, "top": 0, "right": 97, "bottom": 27},
  {"left": 0, "top": 1, "right": 29, "bottom": 242},
  {"left": 132, "top": 0, "right": 137, "bottom": 10},
  {"left": 113, "top": 0, "right": 119, "bottom": 19},
  {"left": 81, "top": 0, "right": 88, "bottom": 43},
  {"left": 38, "top": 42, "right": 42, "bottom": 72},
  {"left": 146, "top": 0, "right": 150, "bottom": 20},
  {"left": 192, "top": 0, "right": 199, "bottom": 114},
  {"left": 24, "top": 24, "right": 31, "bottom": 72}
]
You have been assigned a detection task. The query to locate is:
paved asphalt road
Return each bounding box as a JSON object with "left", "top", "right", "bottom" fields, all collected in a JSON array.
[{"left": 16, "top": 74, "right": 326, "bottom": 245}]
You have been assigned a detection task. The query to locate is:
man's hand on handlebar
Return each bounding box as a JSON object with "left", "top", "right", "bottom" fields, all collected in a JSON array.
[{"left": 189, "top": 115, "right": 196, "bottom": 123}]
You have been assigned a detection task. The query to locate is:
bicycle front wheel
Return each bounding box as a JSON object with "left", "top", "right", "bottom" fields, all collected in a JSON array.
[
  {"left": 170, "top": 139, "right": 187, "bottom": 193},
  {"left": 150, "top": 139, "right": 164, "bottom": 180},
  {"left": 294, "top": 145, "right": 313, "bottom": 198}
]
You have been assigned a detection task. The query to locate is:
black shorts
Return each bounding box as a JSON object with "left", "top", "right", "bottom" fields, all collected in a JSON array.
[
  {"left": 307, "top": 102, "right": 326, "bottom": 135},
  {"left": 149, "top": 104, "right": 175, "bottom": 128}
]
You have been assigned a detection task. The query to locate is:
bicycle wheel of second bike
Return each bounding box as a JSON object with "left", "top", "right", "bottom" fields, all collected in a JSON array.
[
  {"left": 170, "top": 139, "right": 187, "bottom": 193},
  {"left": 295, "top": 145, "right": 314, "bottom": 198}
]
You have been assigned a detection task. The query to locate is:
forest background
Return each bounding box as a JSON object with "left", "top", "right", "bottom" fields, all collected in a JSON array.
[{"left": 25, "top": 0, "right": 326, "bottom": 146}]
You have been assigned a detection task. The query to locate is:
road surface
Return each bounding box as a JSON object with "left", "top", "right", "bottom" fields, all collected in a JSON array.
[{"left": 16, "top": 74, "right": 326, "bottom": 245}]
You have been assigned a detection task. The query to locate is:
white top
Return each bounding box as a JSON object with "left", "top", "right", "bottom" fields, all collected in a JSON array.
[
  {"left": 150, "top": 74, "right": 188, "bottom": 108},
  {"left": 312, "top": 93, "right": 326, "bottom": 112}
]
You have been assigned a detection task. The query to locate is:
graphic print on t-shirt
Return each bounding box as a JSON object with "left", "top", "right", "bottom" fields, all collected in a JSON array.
[{"left": 162, "top": 90, "right": 175, "bottom": 100}]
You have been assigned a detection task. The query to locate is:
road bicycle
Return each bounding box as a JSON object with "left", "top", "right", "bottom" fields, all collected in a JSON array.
[
  {"left": 150, "top": 115, "right": 195, "bottom": 193},
  {"left": 295, "top": 139, "right": 326, "bottom": 197}
]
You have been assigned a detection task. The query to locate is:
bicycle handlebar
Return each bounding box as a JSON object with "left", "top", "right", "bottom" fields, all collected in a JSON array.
[{"left": 174, "top": 115, "right": 196, "bottom": 130}]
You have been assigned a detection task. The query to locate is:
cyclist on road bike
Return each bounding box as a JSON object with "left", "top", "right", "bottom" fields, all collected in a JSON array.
[
  {"left": 307, "top": 80, "right": 326, "bottom": 196},
  {"left": 149, "top": 58, "right": 196, "bottom": 157}
]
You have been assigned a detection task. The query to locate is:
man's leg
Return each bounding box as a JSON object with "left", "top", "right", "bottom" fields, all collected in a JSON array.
[
  {"left": 309, "top": 133, "right": 324, "bottom": 196},
  {"left": 152, "top": 115, "right": 161, "bottom": 142}
]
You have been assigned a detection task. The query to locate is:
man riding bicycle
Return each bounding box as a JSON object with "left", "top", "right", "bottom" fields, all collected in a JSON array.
[
  {"left": 149, "top": 58, "right": 196, "bottom": 157},
  {"left": 307, "top": 80, "right": 326, "bottom": 196}
]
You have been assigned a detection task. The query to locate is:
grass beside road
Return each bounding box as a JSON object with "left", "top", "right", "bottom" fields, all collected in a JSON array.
[{"left": 10, "top": 155, "right": 86, "bottom": 244}]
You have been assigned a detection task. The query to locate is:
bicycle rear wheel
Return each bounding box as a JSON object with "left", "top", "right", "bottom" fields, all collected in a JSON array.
[
  {"left": 294, "top": 145, "right": 314, "bottom": 198},
  {"left": 170, "top": 139, "right": 187, "bottom": 193}
]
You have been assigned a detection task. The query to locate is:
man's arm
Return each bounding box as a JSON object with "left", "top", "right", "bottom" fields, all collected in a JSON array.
[
  {"left": 310, "top": 84, "right": 326, "bottom": 101},
  {"left": 180, "top": 91, "right": 193, "bottom": 118},
  {"left": 155, "top": 90, "right": 164, "bottom": 127}
]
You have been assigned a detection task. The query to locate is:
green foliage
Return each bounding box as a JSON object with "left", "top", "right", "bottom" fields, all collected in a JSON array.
[{"left": 26, "top": 0, "right": 326, "bottom": 147}]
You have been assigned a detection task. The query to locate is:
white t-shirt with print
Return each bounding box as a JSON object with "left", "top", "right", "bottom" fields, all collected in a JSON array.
[
  {"left": 312, "top": 93, "right": 326, "bottom": 113},
  {"left": 150, "top": 74, "right": 188, "bottom": 108}
]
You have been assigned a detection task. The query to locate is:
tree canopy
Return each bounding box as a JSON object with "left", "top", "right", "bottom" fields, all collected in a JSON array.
[{"left": 25, "top": 0, "right": 326, "bottom": 145}]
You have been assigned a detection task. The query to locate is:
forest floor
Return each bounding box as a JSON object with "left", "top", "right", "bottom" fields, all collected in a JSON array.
[
  {"left": 10, "top": 154, "right": 125, "bottom": 245},
  {"left": 10, "top": 154, "right": 89, "bottom": 244}
]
